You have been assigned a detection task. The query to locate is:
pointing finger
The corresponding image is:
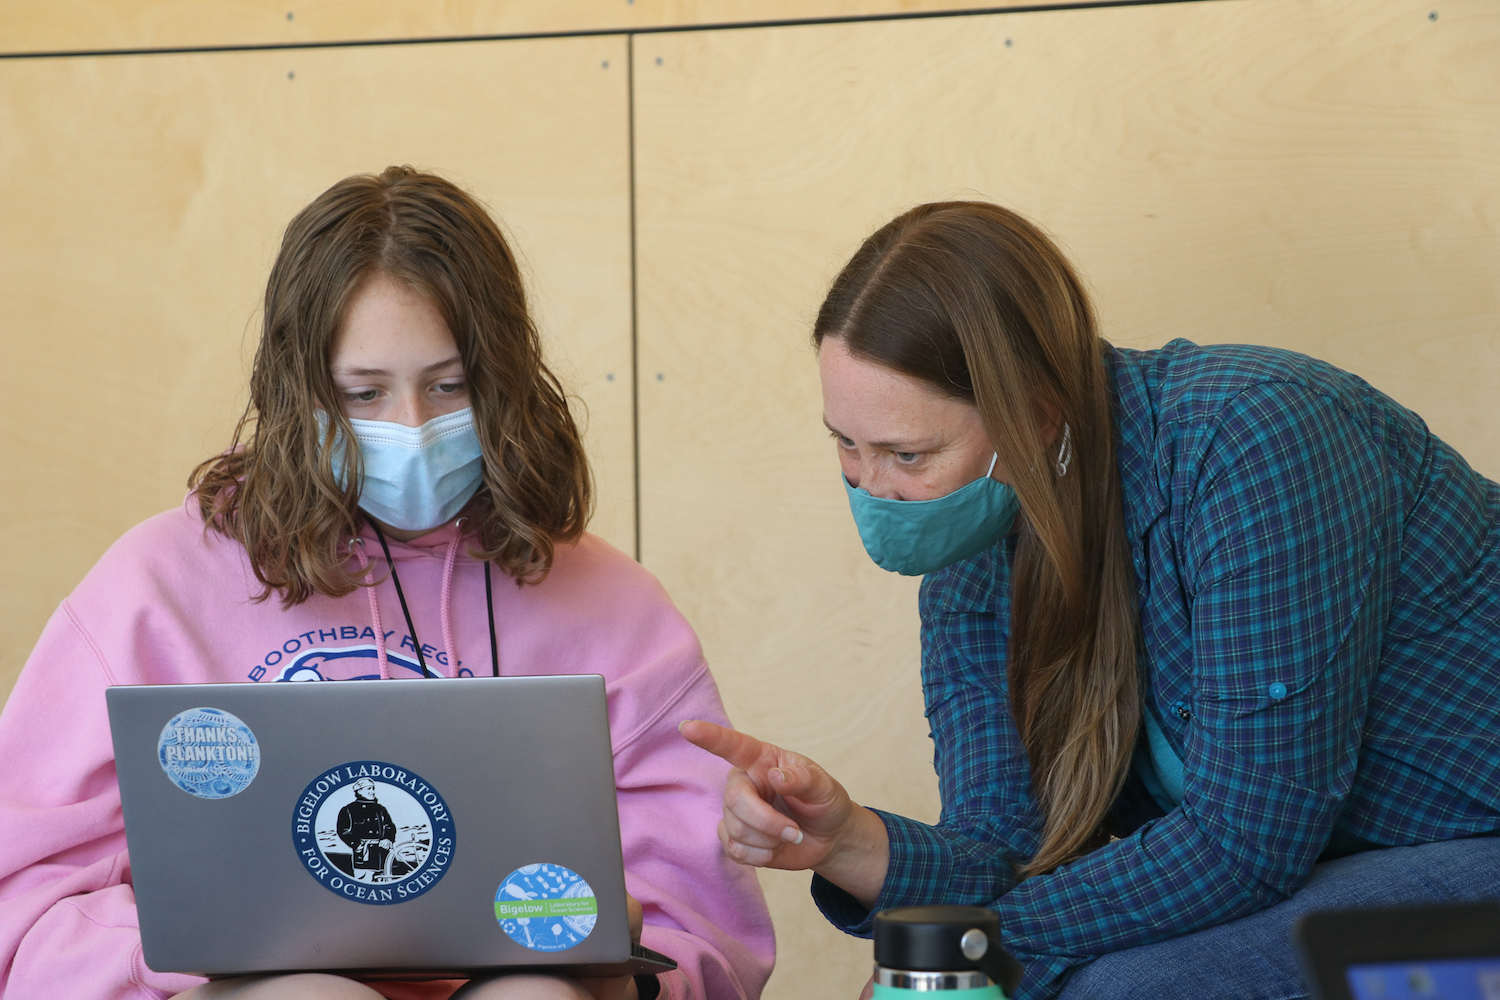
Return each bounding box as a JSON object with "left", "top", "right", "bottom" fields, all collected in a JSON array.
[{"left": 679, "top": 720, "right": 773, "bottom": 773}]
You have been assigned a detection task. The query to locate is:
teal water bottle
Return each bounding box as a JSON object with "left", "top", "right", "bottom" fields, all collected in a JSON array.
[{"left": 873, "top": 906, "right": 1023, "bottom": 999}]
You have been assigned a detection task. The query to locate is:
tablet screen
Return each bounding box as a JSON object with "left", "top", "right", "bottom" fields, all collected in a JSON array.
[{"left": 1346, "top": 958, "right": 1500, "bottom": 1000}]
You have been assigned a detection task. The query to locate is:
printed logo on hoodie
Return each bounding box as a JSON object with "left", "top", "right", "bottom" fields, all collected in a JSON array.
[{"left": 246, "top": 627, "right": 471, "bottom": 682}]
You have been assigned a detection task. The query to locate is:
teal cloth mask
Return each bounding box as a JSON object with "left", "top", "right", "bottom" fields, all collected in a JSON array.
[{"left": 843, "top": 454, "right": 1020, "bottom": 576}]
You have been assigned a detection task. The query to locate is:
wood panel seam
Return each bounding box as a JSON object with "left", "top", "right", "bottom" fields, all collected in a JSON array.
[
  {"left": 0, "top": 0, "right": 1225, "bottom": 61},
  {"left": 629, "top": 34, "right": 642, "bottom": 563}
]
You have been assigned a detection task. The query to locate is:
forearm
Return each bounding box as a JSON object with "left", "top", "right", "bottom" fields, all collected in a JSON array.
[{"left": 812, "top": 808, "right": 1023, "bottom": 936}]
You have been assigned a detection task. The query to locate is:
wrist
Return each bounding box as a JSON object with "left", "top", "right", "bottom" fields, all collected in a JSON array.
[{"left": 813, "top": 804, "right": 890, "bottom": 910}]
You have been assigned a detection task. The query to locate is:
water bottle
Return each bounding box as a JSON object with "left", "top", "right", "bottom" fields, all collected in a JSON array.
[{"left": 873, "top": 905, "right": 1023, "bottom": 999}]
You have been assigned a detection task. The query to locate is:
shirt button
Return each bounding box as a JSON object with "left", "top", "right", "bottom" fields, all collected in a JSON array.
[{"left": 1268, "top": 682, "right": 1288, "bottom": 701}]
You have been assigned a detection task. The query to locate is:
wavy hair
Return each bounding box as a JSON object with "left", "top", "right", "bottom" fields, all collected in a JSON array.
[
  {"left": 814, "top": 202, "right": 1140, "bottom": 877},
  {"left": 191, "top": 166, "right": 592, "bottom": 604}
]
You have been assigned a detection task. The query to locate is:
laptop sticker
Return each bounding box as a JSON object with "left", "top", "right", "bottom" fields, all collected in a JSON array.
[
  {"left": 291, "top": 761, "right": 456, "bottom": 905},
  {"left": 157, "top": 707, "right": 261, "bottom": 799},
  {"left": 494, "top": 864, "right": 598, "bottom": 952}
]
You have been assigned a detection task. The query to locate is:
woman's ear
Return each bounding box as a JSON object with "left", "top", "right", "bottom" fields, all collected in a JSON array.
[{"left": 1035, "top": 398, "right": 1064, "bottom": 450}]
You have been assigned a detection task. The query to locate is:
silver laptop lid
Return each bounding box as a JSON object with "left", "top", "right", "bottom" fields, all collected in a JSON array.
[{"left": 107, "top": 675, "right": 639, "bottom": 978}]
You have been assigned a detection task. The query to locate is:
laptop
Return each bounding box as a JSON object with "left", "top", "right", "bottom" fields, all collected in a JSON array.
[
  {"left": 106, "top": 674, "right": 677, "bottom": 980},
  {"left": 1295, "top": 901, "right": 1500, "bottom": 1000}
]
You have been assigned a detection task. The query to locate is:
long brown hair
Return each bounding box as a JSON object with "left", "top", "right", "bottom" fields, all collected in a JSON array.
[
  {"left": 814, "top": 202, "right": 1139, "bottom": 876},
  {"left": 192, "top": 165, "right": 592, "bottom": 604}
]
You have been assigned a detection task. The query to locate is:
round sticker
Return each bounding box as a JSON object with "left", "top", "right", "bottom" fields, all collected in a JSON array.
[
  {"left": 158, "top": 707, "right": 260, "bottom": 799},
  {"left": 291, "top": 761, "right": 455, "bottom": 905},
  {"left": 494, "top": 863, "right": 598, "bottom": 952}
]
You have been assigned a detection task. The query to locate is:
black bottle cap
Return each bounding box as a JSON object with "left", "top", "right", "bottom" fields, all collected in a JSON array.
[{"left": 874, "top": 905, "right": 1023, "bottom": 994}]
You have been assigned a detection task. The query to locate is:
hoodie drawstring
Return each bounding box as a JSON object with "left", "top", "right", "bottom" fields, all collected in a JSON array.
[
  {"left": 363, "top": 518, "right": 496, "bottom": 679},
  {"left": 350, "top": 538, "right": 393, "bottom": 680},
  {"left": 370, "top": 519, "right": 434, "bottom": 677},
  {"left": 438, "top": 527, "right": 462, "bottom": 678}
]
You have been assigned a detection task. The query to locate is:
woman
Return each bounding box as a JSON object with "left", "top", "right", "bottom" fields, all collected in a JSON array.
[
  {"left": 0, "top": 167, "right": 773, "bottom": 1000},
  {"left": 682, "top": 202, "right": 1500, "bottom": 999}
]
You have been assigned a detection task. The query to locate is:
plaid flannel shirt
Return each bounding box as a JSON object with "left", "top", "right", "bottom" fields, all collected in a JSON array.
[{"left": 812, "top": 339, "right": 1500, "bottom": 998}]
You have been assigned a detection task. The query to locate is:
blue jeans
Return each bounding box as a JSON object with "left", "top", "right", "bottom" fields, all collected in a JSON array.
[{"left": 1058, "top": 837, "right": 1500, "bottom": 1000}]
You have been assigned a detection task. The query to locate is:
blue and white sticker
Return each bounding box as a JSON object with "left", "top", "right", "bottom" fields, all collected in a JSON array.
[
  {"left": 291, "top": 761, "right": 455, "bottom": 905},
  {"left": 158, "top": 707, "right": 260, "bottom": 799},
  {"left": 494, "top": 863, "right": 598, "bottom": 952}
]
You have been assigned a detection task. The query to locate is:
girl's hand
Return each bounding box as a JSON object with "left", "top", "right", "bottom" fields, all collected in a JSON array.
[
  {"left": 678, "top": 721, "right": 889, "bottom": 907},
  {"left": 576, "top": 893, "right": 643, "bottom": 1000}
]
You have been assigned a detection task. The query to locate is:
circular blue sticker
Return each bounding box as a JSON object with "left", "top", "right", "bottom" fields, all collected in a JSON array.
[
  {"left": 494, "top": 864, "right": 598, "bottom": 952},
  {"left": 158, "top": 707, "right": 260, "bottom": 799},
  {"left": 291, "top": 761, "right": 455, "bottom": 905}
]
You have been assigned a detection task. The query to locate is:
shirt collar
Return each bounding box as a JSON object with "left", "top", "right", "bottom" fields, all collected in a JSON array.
[{"left": 1106, "top": 344, "right": 1168, "bottom": 542}]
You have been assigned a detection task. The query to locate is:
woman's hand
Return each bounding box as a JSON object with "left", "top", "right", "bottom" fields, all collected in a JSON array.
[{"left": 678, "top": 720, "right": 890, "bottom": 907}]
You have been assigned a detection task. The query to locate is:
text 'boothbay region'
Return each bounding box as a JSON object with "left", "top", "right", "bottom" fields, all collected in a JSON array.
[{"left": 292, "top": 761, "right": 456, "bottom": 905}]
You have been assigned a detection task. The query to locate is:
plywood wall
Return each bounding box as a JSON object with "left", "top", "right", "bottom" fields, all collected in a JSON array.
[
  {"left": 3, "top": 0, "right": 1498, "bottom": 998},
  {"left": 0, "top": 36, "right": 636, "bottom": 702}
]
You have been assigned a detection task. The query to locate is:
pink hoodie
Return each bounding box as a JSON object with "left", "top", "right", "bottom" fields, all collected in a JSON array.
[{"left": 0, "top": 504, "right": 774, "bottom": 1000}]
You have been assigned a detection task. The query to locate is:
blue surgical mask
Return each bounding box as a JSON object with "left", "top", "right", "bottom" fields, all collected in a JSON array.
[
  {"left": 322, "top": 408, "right": 484, "bottom": 532},
  {"left": 843, "top": 454, "right": 1019, "bottom": 576}
]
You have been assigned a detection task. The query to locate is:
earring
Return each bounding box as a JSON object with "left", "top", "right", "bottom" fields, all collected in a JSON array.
[{"left": 1055, "top": 422, "right": 1073, "bottom": 477}]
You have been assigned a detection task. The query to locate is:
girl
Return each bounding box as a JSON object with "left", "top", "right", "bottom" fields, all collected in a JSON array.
[
  {"left": 0, "top": 167, "right": 773, "bottom": 1000},
  {"left": 684, "top": 201, "right": 1500, "bottom": 999}
]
